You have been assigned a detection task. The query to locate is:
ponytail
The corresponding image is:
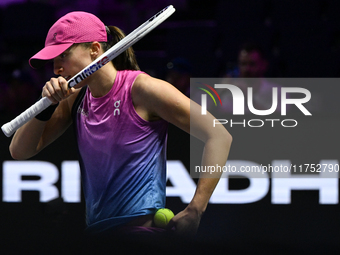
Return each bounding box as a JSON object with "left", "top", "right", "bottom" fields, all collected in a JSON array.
[{"left": 103, "top": 26, "right": 140, "bottom": 71}]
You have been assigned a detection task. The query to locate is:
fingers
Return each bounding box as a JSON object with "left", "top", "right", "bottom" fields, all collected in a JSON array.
[
  {"left": 167, "top": 210, "right": 200, "bottom": 236},
  {"left": 42, "top": 77, "right": 72, "bottom": 104},
  {"left": 166, "top": 218, "right": 176, "bottom": 231}
]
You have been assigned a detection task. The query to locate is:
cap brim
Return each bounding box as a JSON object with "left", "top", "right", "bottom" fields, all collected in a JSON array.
[{"left": 29, "top": 43, "right": 73, "bottom": 69}]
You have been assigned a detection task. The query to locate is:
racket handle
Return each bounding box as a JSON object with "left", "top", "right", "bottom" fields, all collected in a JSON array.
[{"left": 1, "top": 97, "right": 53, "bottom": 137}]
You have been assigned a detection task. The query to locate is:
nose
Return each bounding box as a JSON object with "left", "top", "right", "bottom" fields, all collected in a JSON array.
[{"left": 53, "top": 60, "right": 63, "bottom": 75}]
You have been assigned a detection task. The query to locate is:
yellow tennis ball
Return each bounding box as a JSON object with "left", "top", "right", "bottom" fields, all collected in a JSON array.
[{"left": 154, "top": 208, "right": 174, "bottom": 228}]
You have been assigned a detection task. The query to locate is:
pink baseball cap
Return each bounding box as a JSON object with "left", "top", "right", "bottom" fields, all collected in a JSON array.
[{"left": 29, "top": 11, "right": 107, "bottom": 69}]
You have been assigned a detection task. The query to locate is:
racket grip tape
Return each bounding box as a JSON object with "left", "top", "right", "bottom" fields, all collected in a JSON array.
[{"left": 1, "top": 97, "right": 53, "bottom": 137}]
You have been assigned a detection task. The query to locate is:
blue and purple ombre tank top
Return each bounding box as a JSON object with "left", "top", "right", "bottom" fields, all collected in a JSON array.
[{"left": 72, "top": 70, "right": 168, "bottom": 233}]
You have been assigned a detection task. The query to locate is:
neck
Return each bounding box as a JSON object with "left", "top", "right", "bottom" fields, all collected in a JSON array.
[{"left": 87, "top": 63, "right": 117, "bottom": 98}]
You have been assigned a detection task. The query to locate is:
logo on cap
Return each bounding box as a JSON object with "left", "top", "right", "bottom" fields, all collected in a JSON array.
[{"left": 53, "top": 33, "right": 57, "bottom": 41}]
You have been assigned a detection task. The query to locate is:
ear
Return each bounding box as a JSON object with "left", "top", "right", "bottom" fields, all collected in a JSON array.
[{"left": 90, "top": 41, "right": 102, "bottom": 59}]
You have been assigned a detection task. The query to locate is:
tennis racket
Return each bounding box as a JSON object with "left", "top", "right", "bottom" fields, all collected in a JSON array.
[{"left": 2, "top": 5, "right": 175, "bottom": 137}]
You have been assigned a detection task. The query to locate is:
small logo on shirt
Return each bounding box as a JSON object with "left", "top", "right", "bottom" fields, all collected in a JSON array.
[
  {"left": 77, "top": 107, "right": 88, "bottom": 117},
  {"left": 114, "top": 100, "right": 120, "bottom": 116}
]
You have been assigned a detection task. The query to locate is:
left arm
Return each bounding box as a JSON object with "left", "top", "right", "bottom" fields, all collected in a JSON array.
[{"left": 132, "top": 74, "right": 232, "bottom": 235}]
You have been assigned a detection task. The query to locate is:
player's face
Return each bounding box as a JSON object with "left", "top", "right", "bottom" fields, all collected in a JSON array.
[
  {"left": 238, "top": 50, "right": 267, "bottom": 78},
  {"left": 53, "top": 44, "right": 93, "bottom": 83}
]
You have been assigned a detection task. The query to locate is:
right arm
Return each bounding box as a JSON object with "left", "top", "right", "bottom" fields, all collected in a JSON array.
[{"left": 9, "top": 77, "right": 79, "bottom": 160}]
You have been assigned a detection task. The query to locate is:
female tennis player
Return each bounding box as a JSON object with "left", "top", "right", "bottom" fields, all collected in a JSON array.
[{"left": 9, "top": 11, "right": 232, "bottom": 236}]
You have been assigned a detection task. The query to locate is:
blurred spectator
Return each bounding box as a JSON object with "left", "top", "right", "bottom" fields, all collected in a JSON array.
[
  {"left": 235, "top": 42, "right": 268, "bottom": 78},
  {"left": 224, "top": 42, "right": 323, "bottom": 115},
  {"left": 166, "top": 57, "right": 193, "bottom": 97},
  {"left": 220, "top": 42, "right": 284, "bottom": 114}
]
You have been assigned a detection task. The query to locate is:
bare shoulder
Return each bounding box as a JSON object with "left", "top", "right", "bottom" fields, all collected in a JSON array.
[
  {"left": 131, "top": 73, "right": 170, "bottom": 121},
  {"left": 132, "top": 73, "right": 191, "bottom": 131},
  {"left": 132, "top": 73, "right": 189, "bottom": 107},
  {"left": 132, "top": 73, "right": 166, "bottom": 95}
]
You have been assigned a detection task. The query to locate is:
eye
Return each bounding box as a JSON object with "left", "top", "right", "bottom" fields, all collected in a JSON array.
[{"left": 60, "top": 53, "right": 67, "bottom": 58}]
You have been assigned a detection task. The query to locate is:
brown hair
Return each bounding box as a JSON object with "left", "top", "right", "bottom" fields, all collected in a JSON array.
[
  {"left": 78, "top": 26, "right": 140, "bottom": 71},
  {"left": 103, "top": 26, "right": 140, "bottom": 71}
]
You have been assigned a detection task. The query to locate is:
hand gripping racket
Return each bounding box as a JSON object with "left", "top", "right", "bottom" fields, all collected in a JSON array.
[{"left": 1, "top": 5, "right": 175, "bottom": 137}]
